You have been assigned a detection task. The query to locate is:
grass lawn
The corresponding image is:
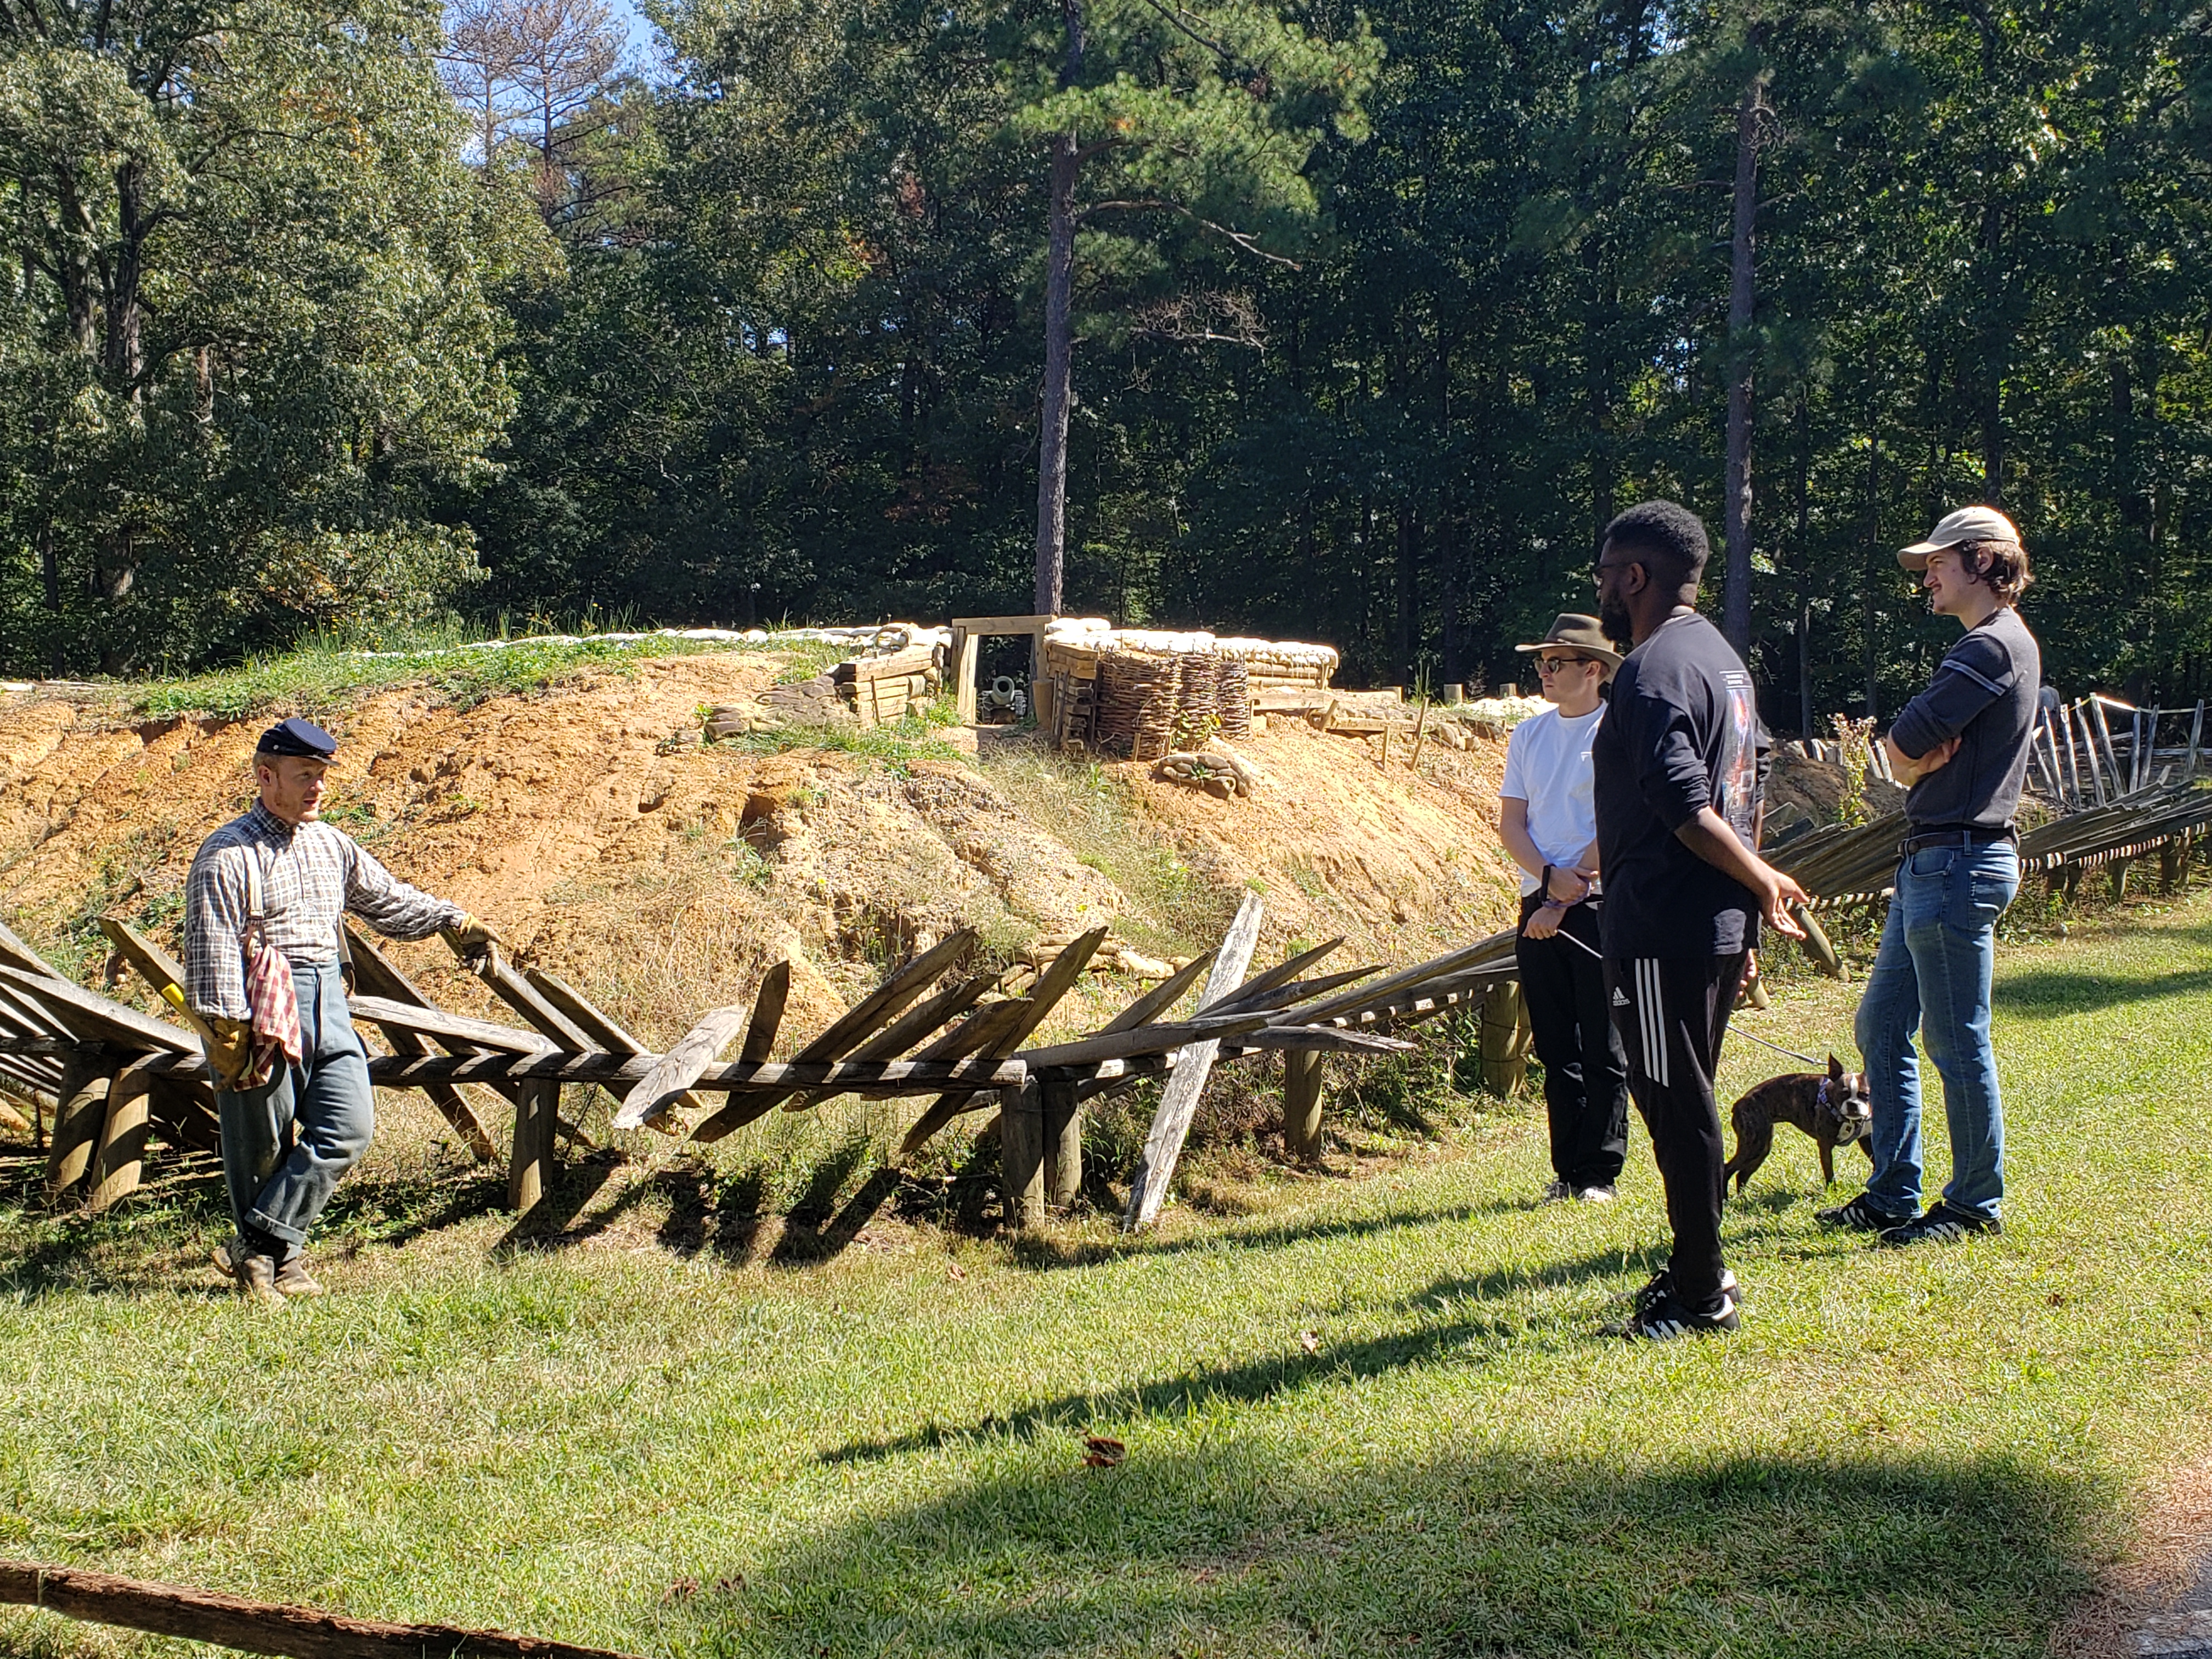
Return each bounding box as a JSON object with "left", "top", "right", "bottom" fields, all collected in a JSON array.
[{"left": 1, "top": 892, "right": 2208, "bottom": 1657}]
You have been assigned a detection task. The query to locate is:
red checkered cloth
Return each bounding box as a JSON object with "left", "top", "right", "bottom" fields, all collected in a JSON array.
[{"left": 238, "top": 850, "right": 303, "bottom": 1088}]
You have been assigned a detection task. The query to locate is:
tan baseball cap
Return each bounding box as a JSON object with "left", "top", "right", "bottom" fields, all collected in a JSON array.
[
  {"left": 1514, "top": 613, "right": 1623, "bottom": 670},
  {"left": 1898, "top": 505, "right": 2023, "bottom": 570}
]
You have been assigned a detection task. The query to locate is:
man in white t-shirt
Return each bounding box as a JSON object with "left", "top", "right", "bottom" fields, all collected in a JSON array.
[{"left": 1499, "top": 614, "right": 1630, "bottom": 1203}]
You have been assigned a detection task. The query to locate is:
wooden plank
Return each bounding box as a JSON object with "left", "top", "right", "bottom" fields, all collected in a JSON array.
[
  {"left": 0, "top": 917, "right": 68, "bottom": 982},
  {"left": 526, "top": 966, "right": 702, "bottom": 1127},
  {"left": 1122, "top": 890, "right": 1265, "bottom": 1231},
  {"left": 1097, "top": 950, "right": 1217, "bottom": 1035},
  {"left": 788, "top": 929, "right": 979, "bottom": 1069},
  {"left": 848, "top": 969, "right": 1002, "bottom": 1062},
  {"left": 1016, "top": 1014, "right": 1268, "bottom": 1071},
  {"left": 1210, "top": 965, "right": 1381, "bottom": 1014},
  {"left": 611, "top": 1005, "right": 748, "bottom": 1128},
  {"left": 738, "top": 962, "right": 791, "bottom": 1066},
  {"left": 890, "top": 1000, "right": 1054, "bottom": 1153},
  {"left": 0, "top": 1557, "right": 646, "bottom": 1659},
  {"left": 1204, "top": 937, "right": 1345, "bottom": 1012},
  {"left": 1232, "top": 1025, "right": 1413, "bottom": 1056},
  {"left": 0, "top": 963, "right": 197, "bottom": 1054},
  {"left": 341, "top": 928, "right": 498, "bottom": 1165},
  {"left": 85, "top": 1054, "right": 162, "bottom": 1212},
  {"left": 347, "top": 995, "right": 552, "bottom": 1056},
  {"left": 458, "top": 945, "right": 595, "bottom": 1052},
  {"left": 373, "top": 1051, "right": 1026, "bottom": 1092},
  {"left": 98, "top": 916, "right": 227, "bottom": 1055},
  {"left": 887, "top": 927, "right": 1108, "bottom": 1156}
]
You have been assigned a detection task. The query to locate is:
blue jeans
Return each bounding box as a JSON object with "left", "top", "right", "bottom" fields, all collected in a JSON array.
[
  {"left": 216, "top": 962, "right": 375, "bottom": 1254},
  {"left": 1853, "top": 842, "right": 2019, "bottom": 1221}
]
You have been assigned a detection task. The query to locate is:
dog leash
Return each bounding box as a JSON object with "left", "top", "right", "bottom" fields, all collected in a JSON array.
[{"left": 1529, "top": 919, "right": 1831, "bottom": 1069}]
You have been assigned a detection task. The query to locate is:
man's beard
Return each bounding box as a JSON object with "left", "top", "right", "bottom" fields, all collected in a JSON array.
[{"left": 1598, "top": 592, "right": 1633, "bottom": 646}]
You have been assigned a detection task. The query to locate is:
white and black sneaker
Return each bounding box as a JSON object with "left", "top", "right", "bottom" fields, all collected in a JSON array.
[
  {"left": 1878, "top": 1201, "right": 2002, "bottom": 1248},
  {"left": 1632, "top": 1266, "right": 1739, "bottom": 1313},
  {"left": 1624, "top": 1286, "right": 1739, "bottom": 1341},
  {"left": 1816, "top": 1194, "right": 1912, "bottom": 1233},
  {"left": 1575, "top": 1185, "right": 1617, "bottom": 1204}
]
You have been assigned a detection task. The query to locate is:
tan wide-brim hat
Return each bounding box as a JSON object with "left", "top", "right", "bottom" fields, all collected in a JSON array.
[
  {"left": 1899, "top": 505, "right": 2023, "bottom": 571},
  {"left": 1514, "top": 613, "right": 1623, "bottom": 671}
]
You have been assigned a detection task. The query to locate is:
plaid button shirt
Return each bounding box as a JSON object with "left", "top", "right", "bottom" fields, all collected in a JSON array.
[{"left": 184, "top": 803, "right": 465, "bottom": 1020}]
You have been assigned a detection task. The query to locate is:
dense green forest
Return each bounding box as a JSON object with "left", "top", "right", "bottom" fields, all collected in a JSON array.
[{"left": 4, "top": 0, "right": 2209, "bottom": 726}]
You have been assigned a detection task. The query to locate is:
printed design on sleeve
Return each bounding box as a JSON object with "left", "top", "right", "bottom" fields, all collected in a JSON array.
[{"left": 1716, "top": 670, "right": 1758, "bottom": 843}]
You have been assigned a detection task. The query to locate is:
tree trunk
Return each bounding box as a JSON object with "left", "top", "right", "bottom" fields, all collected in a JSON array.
[
  {"left": 1721, "top": 70, "right": 1768, "bottom": 656},
  {"left": 1795, "top": 392, "right": 1812, "bottom": 736},
  {"left": 1395, "top": 505, "right": 1420, "bottom": 689},
  {"left": 1033, "top": 131, "right": 1078, "bottom": 617}
]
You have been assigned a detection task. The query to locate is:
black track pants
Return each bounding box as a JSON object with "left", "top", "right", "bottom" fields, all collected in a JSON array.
[
  {"left": 1515, "top": 894, "right": 1629, "bottom": 1189},
  {"left": 1604, "top": 952, "right": 1746, "bottom": 1307}
]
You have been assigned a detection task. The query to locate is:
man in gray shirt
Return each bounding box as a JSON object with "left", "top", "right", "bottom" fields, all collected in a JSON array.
[
  {"left": 1820, "top": 506, "right": 2041, "bottom": 1246},
  {"left": 187, "top": 718, "right": 499, "bottom": 1303}
]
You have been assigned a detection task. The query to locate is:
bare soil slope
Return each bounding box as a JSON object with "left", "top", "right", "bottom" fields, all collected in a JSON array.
[{"left": 0, "top": 656, "right": 1521, "bottom": 1052}]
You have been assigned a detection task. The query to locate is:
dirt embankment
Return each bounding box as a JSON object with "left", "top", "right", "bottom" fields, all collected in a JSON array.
[{"left": 0, "top": 654, "right": 1523, "bottom": 1051}]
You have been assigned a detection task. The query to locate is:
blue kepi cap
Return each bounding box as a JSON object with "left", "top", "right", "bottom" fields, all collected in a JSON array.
[{"left": 256, "top": 717, "right": 337, "bottom": 760}]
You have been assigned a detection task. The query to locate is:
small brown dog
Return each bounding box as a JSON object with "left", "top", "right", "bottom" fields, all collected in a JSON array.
[{"left": 1723, "top": 1055, "right": 1874, "bottom": 1194}]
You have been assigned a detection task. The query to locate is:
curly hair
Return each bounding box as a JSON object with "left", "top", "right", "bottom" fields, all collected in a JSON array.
[
  {"left": 1601, "top": 500, "right": 1711, "bottom": 594},
  {"left": 1955, "top": 539, "right": 2034, "bottom": 606}
]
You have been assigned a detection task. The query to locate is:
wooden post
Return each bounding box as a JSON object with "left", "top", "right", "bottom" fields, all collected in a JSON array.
[
  {"left": 952, "top": 627, "right": 979, "bottom": 724},
  {"left": 507, "top": 1078, "right": 558, "bottom": 1217},
  {"left": 1041, "top": 1076, "right": 1081, "bottom": 1207},
  {"left": 85, "top": 1056, "right": 161, "bottom": 1213},
  {"left": 1408, "top": 699, "right": 1429, "bottom": 770},
  {"left": 1477, "top": 980, "right": 1527, "bottom": 1098},
  {"left": 2109, "top": 858, "right": 2132, "bottom": 904},
  {"left": 2159, "top": 837, "right": 2185, "bottom": 893},
  {"left": 1000, "top": 1078, "right": 1046, "bottom": 1228},
  {"left": 1281, "top": 1049, "right": 1325, "bottom": 1161},
  {"left": 45, "top": 1051, "right": 108, "bottom": 1199}
]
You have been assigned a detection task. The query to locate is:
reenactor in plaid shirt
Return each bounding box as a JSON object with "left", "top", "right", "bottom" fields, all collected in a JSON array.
[{"left": 185, "top": 718, "right": 500, "bottom": 1304}]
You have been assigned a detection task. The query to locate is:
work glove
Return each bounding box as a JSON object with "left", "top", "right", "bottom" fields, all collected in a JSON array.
[
  {"left": 203, "top": 1015, "right": 253, "bottom": 1088},
  {"left": 449, "top": 912, "right": 500, "bottom": 965}
]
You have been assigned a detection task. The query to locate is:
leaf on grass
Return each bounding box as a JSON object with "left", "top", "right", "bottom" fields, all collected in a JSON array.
[
  {"left": 1081, "top": 1435, "right": 1126, "bottom": 1468},
  {"left": 947, "top": 1261, "right": 967, "bottom": 1282},
  {"left": 662, "top": 1577, "right": 699, "bottom": 1604},
  {"left": 1299, "top": 1329, "right": 1321, "bottom": 1354}
]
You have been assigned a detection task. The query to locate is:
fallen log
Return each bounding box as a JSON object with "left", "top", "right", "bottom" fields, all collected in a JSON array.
[{"left": 0, "top": 1558, "right": 643, "bottom": 1659}]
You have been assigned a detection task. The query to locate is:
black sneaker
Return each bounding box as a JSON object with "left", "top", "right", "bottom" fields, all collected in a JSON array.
[
  {"left": 1632, "top": 1267, "right": 1740, "bottom": 1314},
  {"left": 1540, "top": 1180, "right": 1573, "bottom": 1204},
  {"left": 1816, "top": 1194, "right": 1912, "bottom": 1233},
  {"left": 1877, "top": 1201, "right": 2002, "bottom": 1248},
  {"left": 1624, "top": 1286, "right": 1739, "bottom": 1341}
]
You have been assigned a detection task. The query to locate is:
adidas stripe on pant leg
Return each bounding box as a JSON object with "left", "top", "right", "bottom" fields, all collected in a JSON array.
[{"left": 1605, "top": 952, "right": 1746, "bottom": 1310}]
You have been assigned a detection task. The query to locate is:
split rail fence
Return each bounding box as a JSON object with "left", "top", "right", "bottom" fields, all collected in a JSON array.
[{"left": 3, "top": 893, "right": 1527, "bottom": 1233}]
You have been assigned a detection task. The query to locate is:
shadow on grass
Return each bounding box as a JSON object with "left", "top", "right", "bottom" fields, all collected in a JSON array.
[
  {"left": 823, "top": 1243, "right": 1644, "bottom": 1465},
  {"left": 1007, "top": 1194, "right": 1526, "bottom": 1273},
  {"left": 655, "top": 1441, "right": 2106, "bottom": 1657},
  {"left": 1995, "top": 961, "right": 2212, "bottom": 1018}
]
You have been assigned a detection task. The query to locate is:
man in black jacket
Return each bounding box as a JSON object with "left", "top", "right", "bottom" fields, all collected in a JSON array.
[{"left": 1590, "top": 501, "right": 1810, "bottom": 1340}]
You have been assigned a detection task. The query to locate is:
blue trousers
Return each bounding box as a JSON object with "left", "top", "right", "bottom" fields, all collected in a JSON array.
[
  {"left": 1853, "top": 842, "right": 2019, "bottom": 1222},
  {"left": 216, "top": 962, "right": 375, "bottom": 1254}
]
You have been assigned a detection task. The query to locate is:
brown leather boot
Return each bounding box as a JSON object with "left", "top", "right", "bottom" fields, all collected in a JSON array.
[
  {"left": 273, "top": 1257, "right": 325, "bottom": 1298},
  {"left": 237, "top": 1255, "right": 286, "bottom": 1306}
]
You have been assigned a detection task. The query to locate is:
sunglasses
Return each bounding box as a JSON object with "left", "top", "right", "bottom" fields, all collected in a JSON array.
[{"left": 1535, "top": 655, "right": 1593, "bottom": 674}]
